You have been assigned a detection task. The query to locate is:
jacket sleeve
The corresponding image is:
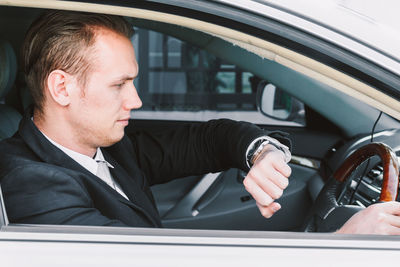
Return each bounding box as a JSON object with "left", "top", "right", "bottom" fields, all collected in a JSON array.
[
  {"left": 2, "top": 165, "right": 127, "bottom": 227},
  {"left": 126, "top": 119, "right": 291, "bottom": 185}
]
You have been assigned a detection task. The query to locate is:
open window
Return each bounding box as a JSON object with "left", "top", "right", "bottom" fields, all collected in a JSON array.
[{"left": 130, "top": 22, "right": 306, "bottom": 127}]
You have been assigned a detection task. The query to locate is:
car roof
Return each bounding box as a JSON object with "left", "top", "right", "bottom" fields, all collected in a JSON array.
[
  {"left": 214, "top": 0, "right": 400, "bottom": 76},
  {"left": 263, "top": 0, "right": 400, "bottom": 62}
]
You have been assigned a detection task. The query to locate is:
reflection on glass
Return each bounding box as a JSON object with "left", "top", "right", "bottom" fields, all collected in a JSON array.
[
  {"left": 168, "top": 38, "right": 181, "bottom": 68},
  {"left": 149, "top": 72, "right": 186, "bottom": 93},
  {"left": 149, "top": 31, "right": 163, "bottom": 67},
  {"left": 132, "top": 26, "right": 305, "bottom": 126},
  {"left": 242, "top": 72, "right": 253, "bottom": 94},
  {"left": 216, "top": 72, "right": 234, "bottom": 94}
]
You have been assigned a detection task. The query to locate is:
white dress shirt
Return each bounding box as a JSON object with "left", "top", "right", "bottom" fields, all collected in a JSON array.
[{"left": 41, "top": 132, "right": 129, "bottom": 200}]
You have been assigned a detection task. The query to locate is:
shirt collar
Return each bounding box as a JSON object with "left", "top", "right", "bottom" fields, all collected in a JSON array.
[
  {"left": 40, "top": 131, "right": 114, "bottom": 176},
  {"left": 93, "top": 148, "right": 114, "bottom": 168}
]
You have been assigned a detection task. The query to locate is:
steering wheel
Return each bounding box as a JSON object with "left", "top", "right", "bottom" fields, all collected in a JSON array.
[{"left": 302, "top": 142, "right": 399, "bottom": 232}]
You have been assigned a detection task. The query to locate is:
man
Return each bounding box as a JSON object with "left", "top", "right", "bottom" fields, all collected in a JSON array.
[{"left": 0, "top": 11, "right": 399, "bottom": 233}]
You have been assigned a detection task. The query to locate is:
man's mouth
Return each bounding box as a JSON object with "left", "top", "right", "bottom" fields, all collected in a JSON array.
[{"left": 117, "top": 118, "right": 130, "bottom": 126}]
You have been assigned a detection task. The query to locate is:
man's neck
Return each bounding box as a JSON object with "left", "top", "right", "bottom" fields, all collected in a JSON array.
[{"left": 33, "top": 108, "right": 97, "bottom": 158}]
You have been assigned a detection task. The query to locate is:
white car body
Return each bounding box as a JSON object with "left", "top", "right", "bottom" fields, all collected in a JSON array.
[{"left": 0, "top": 0, "right": 400, "bottom": 265}]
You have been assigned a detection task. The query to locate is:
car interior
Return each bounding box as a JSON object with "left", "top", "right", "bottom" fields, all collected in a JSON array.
[{"left": 0, "top": 4, "right": 400, "bottom": 233}]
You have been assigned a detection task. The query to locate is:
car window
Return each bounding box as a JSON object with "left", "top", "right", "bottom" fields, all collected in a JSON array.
[{"left": 130, "top": 27, "right": 306, "bottom": 126}]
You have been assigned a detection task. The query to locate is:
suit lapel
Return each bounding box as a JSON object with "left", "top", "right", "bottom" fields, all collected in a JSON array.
[
  {"left": 103, "top": 150, "right": 161, "bottom": 227},
  {"left": 19, "top": 109, "right": 161, "bottom": 227}
]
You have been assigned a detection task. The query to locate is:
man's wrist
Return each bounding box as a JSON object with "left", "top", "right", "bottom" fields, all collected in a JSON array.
[{"left": 246, "top": 136, "right": 291, "bottom": 168}]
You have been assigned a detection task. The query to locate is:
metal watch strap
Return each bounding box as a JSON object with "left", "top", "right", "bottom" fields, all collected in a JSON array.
[{"left": 246, "top": 136, "right": 291, "bottom": 168}]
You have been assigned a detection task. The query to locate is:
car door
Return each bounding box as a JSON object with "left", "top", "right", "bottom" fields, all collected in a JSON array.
[{"left": 124, "top": 20, "right": 344, "bottom": 231}]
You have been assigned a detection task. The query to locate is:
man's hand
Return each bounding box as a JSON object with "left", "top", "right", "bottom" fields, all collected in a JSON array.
[
  {"left": 336, "top": 201, "right": 400, "bottom": 235},
  {"left": 243, "top": 144, "right": 291, "bottom": 218}
]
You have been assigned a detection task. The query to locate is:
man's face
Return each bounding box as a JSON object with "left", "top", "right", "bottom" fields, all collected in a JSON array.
[{"left": 68, "top": 28, "right": 142, "bottom": 149}]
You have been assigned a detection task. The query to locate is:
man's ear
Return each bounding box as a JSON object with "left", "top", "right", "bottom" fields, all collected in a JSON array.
[{"left": 47, "top": 70, "right": 73, "bottom": 106}]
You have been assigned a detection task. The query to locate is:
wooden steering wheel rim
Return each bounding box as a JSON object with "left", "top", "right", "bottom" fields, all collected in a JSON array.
[{"left": 333, "top": 142, "right": 399, "bottom": 201}]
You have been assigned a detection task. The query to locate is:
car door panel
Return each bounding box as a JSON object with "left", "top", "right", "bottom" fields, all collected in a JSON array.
[
  {"left": 265, "top": 126, "right": 344, "bottom": 158},
  {"left": 150, "top": 163, "right": 316, "bottom": 230},
  {"left": 129, "top": 119, "right": 334, "bottom": 230}
]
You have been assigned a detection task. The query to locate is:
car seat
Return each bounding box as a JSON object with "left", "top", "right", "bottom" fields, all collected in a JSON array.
[{"left": 0, "top": 38, "right": 22, "bottom": 140}]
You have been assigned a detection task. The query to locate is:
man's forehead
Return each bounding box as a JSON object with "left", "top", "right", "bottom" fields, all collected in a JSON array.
[{"left": 89, "top": 28, "right": 138, "bottom": 77}]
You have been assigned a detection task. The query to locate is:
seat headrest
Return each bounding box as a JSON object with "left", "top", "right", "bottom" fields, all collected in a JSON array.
[{"left": 0, "top": 39, "right": 17, "bottom": 99}]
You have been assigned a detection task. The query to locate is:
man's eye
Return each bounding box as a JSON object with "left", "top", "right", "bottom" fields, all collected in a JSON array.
[{"left": 115, "top": 82, "right": 124, "bottom": 88}]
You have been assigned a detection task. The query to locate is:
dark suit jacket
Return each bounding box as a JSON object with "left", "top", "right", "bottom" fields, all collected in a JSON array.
[{"left": 0, "top": 110, "right": 290, "bottom": 227}]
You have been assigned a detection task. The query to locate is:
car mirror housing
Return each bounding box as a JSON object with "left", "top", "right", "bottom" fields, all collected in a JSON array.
[{"left": 256, "top": 81, "right": 305, "bottom": 123}]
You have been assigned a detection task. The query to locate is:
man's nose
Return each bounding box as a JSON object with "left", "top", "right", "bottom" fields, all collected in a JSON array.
[{"left": 123, "top": 82, "right": 142, "bottom": 110}]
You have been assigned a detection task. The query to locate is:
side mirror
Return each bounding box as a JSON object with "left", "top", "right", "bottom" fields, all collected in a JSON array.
[{"left": 256, "top": 82, "right": 305, "bottom": 122}]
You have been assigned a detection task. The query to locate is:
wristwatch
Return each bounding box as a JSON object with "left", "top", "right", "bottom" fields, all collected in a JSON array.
[{"left": 246, "top": 136, "right": 291, "bottom": 168}]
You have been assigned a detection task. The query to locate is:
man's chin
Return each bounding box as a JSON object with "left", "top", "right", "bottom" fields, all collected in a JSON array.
[{"left": 101, "top": 133, "right": 125, "bottom": 147}]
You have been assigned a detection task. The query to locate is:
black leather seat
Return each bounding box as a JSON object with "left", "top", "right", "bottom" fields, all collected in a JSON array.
[{"left": 0, "top": 38, "right": 22, "bottom": 140}]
